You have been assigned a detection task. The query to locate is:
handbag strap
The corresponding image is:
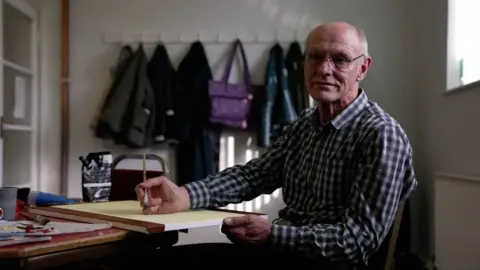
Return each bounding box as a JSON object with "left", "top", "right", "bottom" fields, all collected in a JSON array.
[{"left": 221, "top": 39, "right": 252, "bottom": 87}]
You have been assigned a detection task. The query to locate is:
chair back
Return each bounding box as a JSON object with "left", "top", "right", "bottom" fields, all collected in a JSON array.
[
  {"left": 109, "top": 154, "right": 169, "bottom": 201},
  {"left": 366, "top": 204, "right": 405, "bottom": 270}
]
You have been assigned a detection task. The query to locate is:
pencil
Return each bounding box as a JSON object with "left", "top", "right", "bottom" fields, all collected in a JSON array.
[
  {"left": 20, "top": 212, "right": 50, "bottom": 226},
  {"left": 143, "top": 154, "right": 149, "bottom": 208}
]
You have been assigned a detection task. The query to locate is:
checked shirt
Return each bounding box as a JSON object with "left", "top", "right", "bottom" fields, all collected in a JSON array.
[{"left": 184, "top": 89, "right": 418, "bottom": 265}]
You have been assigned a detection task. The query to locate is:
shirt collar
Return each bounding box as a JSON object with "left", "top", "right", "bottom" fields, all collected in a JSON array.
[{"left": 310, "top": 88, "right": 369, "bottom": 130}]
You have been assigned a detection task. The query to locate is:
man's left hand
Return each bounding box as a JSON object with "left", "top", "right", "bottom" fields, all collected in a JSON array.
[{"left": 221, "top": 215, "right": 272, "bottom": 245}]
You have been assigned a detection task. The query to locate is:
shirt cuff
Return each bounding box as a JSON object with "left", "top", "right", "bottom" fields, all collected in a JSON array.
[
  {"left": 182, "top": 181, "right": 212, "bottom": 209},
  {"left": 269, "top": 223, "right": 300, "bottom": 252}
]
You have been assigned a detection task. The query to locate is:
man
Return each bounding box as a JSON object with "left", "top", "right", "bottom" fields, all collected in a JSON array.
[{"left": 135, "top": 21, "right": 417, "bottom": 269}]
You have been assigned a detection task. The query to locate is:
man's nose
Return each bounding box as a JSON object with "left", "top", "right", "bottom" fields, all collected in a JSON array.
[{"left": 316, "top": 58, "right": 334, "bottom": 74}]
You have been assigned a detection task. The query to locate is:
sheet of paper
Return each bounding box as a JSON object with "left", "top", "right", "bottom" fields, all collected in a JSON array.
[
  {"left": 53, "top": 200, "right": 248, "bottom": 225},
  {"left": 26, "top": 201, "right": 268, "bottom": 233},
  {"left": 45, "top": 221, "right": 112, "bottom": 235},
  {"left": 0, "top": 220, "right": 111, "bottom": 236},
  {"left": 13, "top": 76, "right": 26, "bottom": 119},
  {"left": 46, "top": 200, "right": 267, "bottom": 232}
]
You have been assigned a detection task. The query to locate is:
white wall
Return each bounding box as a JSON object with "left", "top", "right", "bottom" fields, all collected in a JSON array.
[
  {"left": 415, "top": 0, "right": 480, "bottom": 268},
  {"left": 434, "top": 173, "right": 480, "bottom": 270},
  {"left": 30, "top": 0, "right": 435, "bottom": 256}
]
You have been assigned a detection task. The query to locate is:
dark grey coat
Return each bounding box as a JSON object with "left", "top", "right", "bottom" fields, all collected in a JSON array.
[{"left": 96, "top": 44, "right": 155, "bottom": 148}]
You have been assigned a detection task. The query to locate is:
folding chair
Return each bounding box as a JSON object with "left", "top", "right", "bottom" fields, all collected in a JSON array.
[
  {"left": 364, "top": 204, "right": 405, "bottom": 270},
  {"left": 109, "top": 154, "right": 169, "bottom": 201}
]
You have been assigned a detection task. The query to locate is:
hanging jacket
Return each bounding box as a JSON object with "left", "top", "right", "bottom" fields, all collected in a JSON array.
[
  {"left": 96, "top": 44, "right": 156, "bottom": 148},
  {"left": 93, "top": 45, "right": 134, "bottom": 134},
  {"left": 286, "top": 41, "right": 310, "bottom": 115},
  {"left": 175, "top": 41, "right": 216, "bottom": 185},
  {"left": 258, "top": 44, "right": 298, "bottom": 148},
  {"left": 147, "top": 44, "right": 178, "bottom": 143}
]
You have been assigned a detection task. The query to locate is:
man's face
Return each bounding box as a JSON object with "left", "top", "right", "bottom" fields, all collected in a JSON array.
[{"left": 304, "top": 26, "right": 371, "bottom": 104}]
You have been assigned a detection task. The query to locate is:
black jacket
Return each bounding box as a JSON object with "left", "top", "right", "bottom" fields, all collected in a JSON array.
[
  {"left": 286, "top": 41, "right": 310, "bottom": 115},
  {"left": 258, "top": 44, "right": 298, "bottom": 147},
  {"left": 176, "top": 41, "right": 212, "bottom": 141},
  {"left": 96, "top": 44, "right": 155, "bottom": 148},
  {"left": 175, "top": 41, "right": 216, "bottom": 185},
  {"left": 147, "top": 44, "right": 178, "bottom": 143}
]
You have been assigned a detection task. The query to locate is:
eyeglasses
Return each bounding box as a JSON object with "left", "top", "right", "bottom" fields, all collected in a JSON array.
[{"left": 304, "top": 52, "right": 364, "bottom": 70}]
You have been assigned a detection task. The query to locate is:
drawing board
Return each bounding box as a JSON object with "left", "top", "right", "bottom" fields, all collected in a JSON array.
[{"left": 28, "top": 200, "right": 267, "bottom": 234}]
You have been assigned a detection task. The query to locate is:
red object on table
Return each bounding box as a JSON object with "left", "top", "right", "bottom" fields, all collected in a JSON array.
[{"left": 16, "top": 200, "right": 25, "bottom": 213}]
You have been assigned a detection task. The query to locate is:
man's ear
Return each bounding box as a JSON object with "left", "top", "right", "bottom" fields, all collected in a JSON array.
[{"left": 357, "top": 56, "right": 372, "bottom": 81}]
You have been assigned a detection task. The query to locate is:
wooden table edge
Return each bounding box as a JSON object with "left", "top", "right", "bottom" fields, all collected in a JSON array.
[{"left": 0, "top": 230, "right": 130, "bottom": 259}]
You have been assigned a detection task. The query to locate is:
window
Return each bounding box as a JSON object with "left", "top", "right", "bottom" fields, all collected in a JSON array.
[
  {"left": 217, "top": 132, "right": 281, "bottom": 213},
  {"left": 447, "top": 0, "right": 480, "bottom": 91}
]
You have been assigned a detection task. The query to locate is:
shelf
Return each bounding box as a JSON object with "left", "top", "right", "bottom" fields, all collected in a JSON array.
[
  {"left": 0, "top": 0, "right": 37, "bottom": 191},
  {"left": 3, "top": 123, "right": 32, "bottom": 132},
  {"left": 3, "top": 0, "right": 33, "bottom": 69},
  {"left": 3, "top": 59, "right": 33, "bottom": 76}
]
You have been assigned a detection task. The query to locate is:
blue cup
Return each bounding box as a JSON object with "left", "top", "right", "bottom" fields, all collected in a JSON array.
[{"left": 0, "top": 187, "right": 17, "bottom": 221}]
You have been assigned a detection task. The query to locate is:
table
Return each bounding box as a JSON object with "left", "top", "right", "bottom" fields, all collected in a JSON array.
[{"left": 0, "top": 217, "right": 179, "bottom": 270}]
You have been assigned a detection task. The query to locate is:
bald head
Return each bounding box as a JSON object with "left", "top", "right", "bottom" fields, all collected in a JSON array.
[
  {"left": 303, "top": 21, "right": 373, "bottom": 106},
  {"left": 306, "top": 22, "right": 369, "bottom": 56}
]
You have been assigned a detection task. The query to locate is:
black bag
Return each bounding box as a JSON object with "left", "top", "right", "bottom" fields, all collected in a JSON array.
[{"left": 80, "top": 151, "right": 112, "bottom": 202}]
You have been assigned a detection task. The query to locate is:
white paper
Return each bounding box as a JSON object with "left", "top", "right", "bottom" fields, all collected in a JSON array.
[
  {"left": 13, "top": 76, "right": 26, "bottom": 119},
  {"left": 0, "top": 220, "right": 112, "bottom": 236},
  {"left": 40, "top": 221, "right": 112, "bottom": 235}
]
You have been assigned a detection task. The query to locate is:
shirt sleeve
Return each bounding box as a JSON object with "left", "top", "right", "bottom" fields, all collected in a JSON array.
[
  {"left": 183, "top": 123, "right": 296, "bottom": 209},
  {"left": 268, "top": 124, "right": 418, "bottom": 264}
]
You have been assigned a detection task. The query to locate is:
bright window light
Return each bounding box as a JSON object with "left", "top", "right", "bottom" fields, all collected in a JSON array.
[
  {"left": 452, "top": 0, "right": 480, "bottom": 85},
  {"left": 218, "top": 133, "right": 280, "bottom": 212}
]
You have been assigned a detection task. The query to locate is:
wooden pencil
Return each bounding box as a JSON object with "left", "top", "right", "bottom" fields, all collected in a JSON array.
[{"left": 143, "top": 154, "right": 149, "bottom": 207}]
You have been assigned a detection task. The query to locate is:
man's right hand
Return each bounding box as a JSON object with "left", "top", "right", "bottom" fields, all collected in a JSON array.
[{"left": 134, "top": 176, "right": 191, "bottom": 215}]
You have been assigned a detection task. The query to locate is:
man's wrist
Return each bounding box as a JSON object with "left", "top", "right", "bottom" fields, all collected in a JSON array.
[
  {"left": 179, "top": 186, "right": 191, "bottom": 210},
  {"left": 268, "top": 223, "right": 299, "bottom": 252},
  {"left": 182, "top": 181, "right": 212, "bottom": 209}
]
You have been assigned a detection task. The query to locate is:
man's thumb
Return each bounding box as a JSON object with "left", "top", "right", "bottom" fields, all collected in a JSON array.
[{"left": 224, "top": 215, "right": 248, "bottom": 226}]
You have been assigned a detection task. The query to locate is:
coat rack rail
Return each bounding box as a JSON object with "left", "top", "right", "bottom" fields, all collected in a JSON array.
[{"left": 103, "top": 30, "right": 308, "bottom": 44}]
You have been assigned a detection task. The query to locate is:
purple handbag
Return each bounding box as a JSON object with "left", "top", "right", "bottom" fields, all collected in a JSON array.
[{"left": 208, "top": 39, "right": 253, "bottom": 129}]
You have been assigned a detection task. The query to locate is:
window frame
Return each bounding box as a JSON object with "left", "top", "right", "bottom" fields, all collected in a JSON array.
[{"left": 445, "top": 0, "right": 480, "bottom": 94}]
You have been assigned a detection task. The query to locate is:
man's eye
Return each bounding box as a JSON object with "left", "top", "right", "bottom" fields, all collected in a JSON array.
[{"left": 332, "top": 57, "right": 349, "bottom": 63}]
